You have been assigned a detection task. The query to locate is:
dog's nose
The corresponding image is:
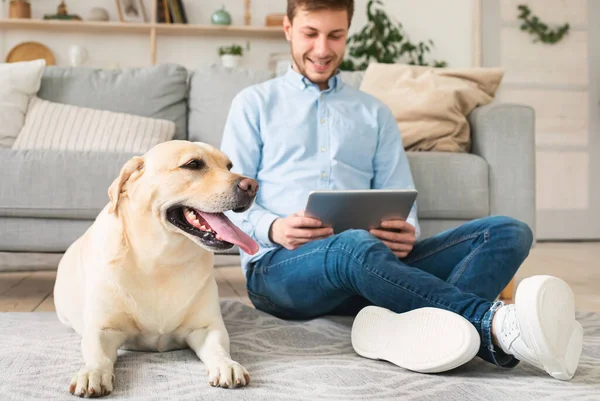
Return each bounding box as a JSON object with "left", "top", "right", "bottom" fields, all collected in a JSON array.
[{"left": 237, "top": 177, "right": 258, "bottom": 197}]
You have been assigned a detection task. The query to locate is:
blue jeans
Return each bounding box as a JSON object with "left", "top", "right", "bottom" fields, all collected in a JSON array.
[{"left": 245, "top": 216, "right": 534, "bottom": 368}]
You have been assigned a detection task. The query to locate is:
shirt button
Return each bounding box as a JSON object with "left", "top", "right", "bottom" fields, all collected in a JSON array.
[
  {"left": 321, "top": 147, "right": 327, "bottom": 152},
  {"left": 321, "top": 172, "right": 327, "bottom": 178},
  {"left": 320, "top": 118, "right": 326, "bottom": 124}
]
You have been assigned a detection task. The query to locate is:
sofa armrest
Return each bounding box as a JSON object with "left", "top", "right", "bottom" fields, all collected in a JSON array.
[{"left": 468, "top": 103, "right": 536, "bottom": 238}]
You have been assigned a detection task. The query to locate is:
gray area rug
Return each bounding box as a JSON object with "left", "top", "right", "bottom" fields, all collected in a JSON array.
[{"left": 1, "top": 301, "right": 599, "bottom": 401}]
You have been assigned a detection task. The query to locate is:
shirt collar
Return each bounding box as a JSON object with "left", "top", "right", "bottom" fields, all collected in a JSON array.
[{"left": 284, "top": 66, "right": 343, "bottom": 93}]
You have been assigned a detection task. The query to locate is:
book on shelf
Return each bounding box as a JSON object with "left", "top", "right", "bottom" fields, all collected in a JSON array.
[{"left": 157, "top": 0, "right": 188, "bottom": 24}]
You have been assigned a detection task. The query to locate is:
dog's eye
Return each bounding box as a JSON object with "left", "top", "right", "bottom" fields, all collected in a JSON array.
[
  {"left": 182, "top": 159, "right": 205, "bottom": 170},
  {"left": 227, "top": 162, "right": 233, "bottom": 171}
]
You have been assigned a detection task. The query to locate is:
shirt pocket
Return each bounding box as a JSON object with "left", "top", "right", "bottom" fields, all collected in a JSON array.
[{"left": 331, "top": 115, "right": 378, "bottom": 170}]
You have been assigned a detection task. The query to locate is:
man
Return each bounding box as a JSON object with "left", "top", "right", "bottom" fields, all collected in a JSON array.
[{"left": 221, "top": 0, "right": 582, "bottom": 380}]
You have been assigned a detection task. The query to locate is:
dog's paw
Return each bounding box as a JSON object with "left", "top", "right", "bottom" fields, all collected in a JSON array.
[
  {"left": 207, "top": 359, "right": 250, "bottom": 389},
  {"left": 69, "top": 367, "right": 114, "bottom": 397}
]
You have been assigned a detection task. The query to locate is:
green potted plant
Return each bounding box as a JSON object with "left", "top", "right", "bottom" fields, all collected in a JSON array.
[
  {"left": 218, "top": 44, "right": 243, "bottom": 68},
  {"left": 340, "top": 0, "right": 447, "bottom": 71}
]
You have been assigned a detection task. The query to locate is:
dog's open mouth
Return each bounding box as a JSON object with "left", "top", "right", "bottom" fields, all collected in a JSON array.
[{"left": 167, "top": 206, "right": 259, "bottom": 255}]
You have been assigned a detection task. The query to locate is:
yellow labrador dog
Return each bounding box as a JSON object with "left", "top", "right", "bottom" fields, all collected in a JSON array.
[{"left": 53, "top": 140, "right": 260, "bottom": 397}]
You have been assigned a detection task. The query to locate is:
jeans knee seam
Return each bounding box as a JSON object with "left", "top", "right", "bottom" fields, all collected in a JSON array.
[
  {"left": 448, "top": 229, "right": 489, "bottom": 285},
  {"left": 405, "top": 231, "right": 483, "bottom": 264}
]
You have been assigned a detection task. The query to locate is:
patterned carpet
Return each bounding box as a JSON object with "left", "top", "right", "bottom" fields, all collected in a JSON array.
[{"left": 0, "top": 300, "right": 599, "bottom": 400}]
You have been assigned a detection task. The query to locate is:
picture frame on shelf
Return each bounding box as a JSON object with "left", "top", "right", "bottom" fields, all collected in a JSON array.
[{"left": 115, "top": 0, "right": 148, "bottom": 23}]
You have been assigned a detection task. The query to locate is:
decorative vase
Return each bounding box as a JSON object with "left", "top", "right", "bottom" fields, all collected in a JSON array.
[
  {"left": 9, "top": 0, "right": 31, "bottom": 19},
  {"left": 211, "top": 5, "right": 232, "bottom": 25},
  {"left": 69, "top": 45, "right": 88, "bottom": 67},
  {"left": 220, "top": 55, "right": 241, "bottom": 68},
  {"left": 87, "top": 7, "right": 109, "bottom": 22}
]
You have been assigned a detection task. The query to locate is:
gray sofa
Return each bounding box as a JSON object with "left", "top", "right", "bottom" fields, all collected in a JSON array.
[{"left": 0, "top": 63, "right": 536, "bottom": 265}]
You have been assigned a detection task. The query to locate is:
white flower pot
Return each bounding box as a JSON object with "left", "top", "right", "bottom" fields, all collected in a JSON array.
[{"left": 220, "top": 54, "right": 242, "bottom": 68}]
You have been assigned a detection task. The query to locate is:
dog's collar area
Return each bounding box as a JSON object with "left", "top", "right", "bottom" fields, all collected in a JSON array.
[{"left": 166, "top": 206, "right": 234, "bottom": 251}]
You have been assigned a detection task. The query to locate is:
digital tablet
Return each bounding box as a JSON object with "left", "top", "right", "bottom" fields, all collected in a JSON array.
[{"left": 304, "top": 189, "right": 418, "bottom": 234}]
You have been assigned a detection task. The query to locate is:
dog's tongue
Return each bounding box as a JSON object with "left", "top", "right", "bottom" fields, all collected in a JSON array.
[{"left": 197, "top": 212, "right": 259, "bottom": 255}]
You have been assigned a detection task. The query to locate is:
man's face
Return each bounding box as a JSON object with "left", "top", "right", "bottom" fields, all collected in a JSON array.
[{"left": 283, "top": 7, "right": 349, "bottom": 89}]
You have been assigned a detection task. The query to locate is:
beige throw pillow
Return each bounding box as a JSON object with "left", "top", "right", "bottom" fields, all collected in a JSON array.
[
  {"left": 359, "top": 63, "right": 504, "bottom": 152},
  {"left": 12, "top": 97, "right": 176, "bottom": 152},
  {"left": 0, "top": 59, "right": 46, "bottom": 148}
]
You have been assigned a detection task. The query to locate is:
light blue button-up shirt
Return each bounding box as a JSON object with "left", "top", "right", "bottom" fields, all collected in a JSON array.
[{"left": 221, "top": 67, "right": 419, "bottom": 273}]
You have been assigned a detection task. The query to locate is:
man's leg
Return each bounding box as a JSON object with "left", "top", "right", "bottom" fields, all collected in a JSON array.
[
  {"left": 246, "top": 228, "right": 503, "bottom": 367},
  {"left": 246, "top": 223, "right": 582, "bottom": 379},
  {"left": 404, "top": 215, "right": 533, "bottom": 302}
]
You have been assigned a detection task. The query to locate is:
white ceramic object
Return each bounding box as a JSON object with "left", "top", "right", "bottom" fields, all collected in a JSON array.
[
  {"left": 87, "top": 7, "right": 109, "bottom": 21},
  {"left": 220, "top": 55, "right": 242, "bottom": 68},
  {"left": 69, "top": 45, "right": 88, "bottom": 67}
]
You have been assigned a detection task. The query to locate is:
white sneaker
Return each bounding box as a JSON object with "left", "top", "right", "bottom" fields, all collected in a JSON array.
[
  {"left": 495, "top": 275, "right": 583, "bottom": 380},
  {"left": 351, "top": 306, "right": 480, "bottom": 373}
]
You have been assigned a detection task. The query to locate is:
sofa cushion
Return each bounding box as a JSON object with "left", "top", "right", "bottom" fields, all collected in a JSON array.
[
  {"left": 188, "top": 65, "right": 274, "bottom": 148},
  {"left": 407, "top": 152, "right": 489, "bottom": 219},
  {"left": 360, "top": 63, "right": 503, "bottom": 153},
  {"left": 12, "top": 97, "right": 176, "bottom": 152},
  {"left": 339, "top": 70, "right": 365, "bottom": 89},
  {"left": 37, "top": 64, "right": 188, "bottom": 140},
  {"left": 0, "top": 59, "right": 46, "bottom": 148},
  {"left": 0, "top": 148, "right": 140, "bottom": 219}
]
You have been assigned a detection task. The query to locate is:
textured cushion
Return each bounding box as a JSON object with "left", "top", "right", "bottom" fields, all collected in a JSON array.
[
  {"left": 37, "top": 64, "right": 188, "bottom": 140},
  {"left": 188, "top": 65, "right": 274, "bottom": 148},
  {"left": 360, "top": 63, "right": 503, "bottom": 152},
  {"left": 0, "top": 148, "right": 140, "bottom": 219},
  {"left": 12, "top": 97, "right": 175, "bottom": 152},
  {"left": 407, "top": 152, "right": 489, "bottom": 219},
  {"left": 0, "top": 59, "right": 46, "bottom": 147}
]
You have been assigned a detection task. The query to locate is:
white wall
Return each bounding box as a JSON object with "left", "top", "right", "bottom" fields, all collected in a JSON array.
[{"left": 0, "top": 0, "right": 473, "bottom": 70}]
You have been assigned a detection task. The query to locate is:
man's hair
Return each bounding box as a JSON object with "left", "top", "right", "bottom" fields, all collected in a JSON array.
[{"left": 287, "top": 0, "right": 354, "bottom": 26}]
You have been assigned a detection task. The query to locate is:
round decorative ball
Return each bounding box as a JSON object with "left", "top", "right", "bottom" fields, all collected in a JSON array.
[
  {"left": 87, "top": 7, "right": 109, "bottom": 22},
  {"left": 211, "top": 6, "right": 232, "bottom": 25}
]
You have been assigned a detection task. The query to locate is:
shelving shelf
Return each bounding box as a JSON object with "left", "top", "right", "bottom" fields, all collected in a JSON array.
[
  {"left": 0, "top": 17, "right": 285, "bottom": 64},
  {"left": 0, "top": 18, "right": 284, "bottom": 37}
]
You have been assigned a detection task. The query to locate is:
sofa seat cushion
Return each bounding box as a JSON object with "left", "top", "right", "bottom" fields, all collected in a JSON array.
[
  {"left": 0, "top": 149, "right": 140, "bottom": 219},
  {"left": 407, "top": 152, "right": 489, "bottom": 219},
  {"left": 0, "top": 150, "right": 489, "bottom": 221}
]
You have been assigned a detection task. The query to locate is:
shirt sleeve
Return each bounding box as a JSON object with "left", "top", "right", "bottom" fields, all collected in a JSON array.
[
  {"left": 220, "top": 90, "right": 280, "bottom": 249},
  {"left": 371, "top": 105, "right": 421, "bottom": 240}
]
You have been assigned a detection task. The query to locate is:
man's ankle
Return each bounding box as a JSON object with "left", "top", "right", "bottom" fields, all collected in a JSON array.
[{"left": 490, "top": 304, "right": 511, "bottom": 353}]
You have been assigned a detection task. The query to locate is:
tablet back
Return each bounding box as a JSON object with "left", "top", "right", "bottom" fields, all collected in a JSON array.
[{"left": 304, "top": 190, "right": 418, "bottom": 234}]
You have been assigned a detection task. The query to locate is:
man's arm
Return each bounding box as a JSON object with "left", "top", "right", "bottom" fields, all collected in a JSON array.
[
  {"left": 371, "top": 106, "right": 421, "bottom": 240},
  {"left": 220, "top": 90, "right": 280, "bottom": 249}
]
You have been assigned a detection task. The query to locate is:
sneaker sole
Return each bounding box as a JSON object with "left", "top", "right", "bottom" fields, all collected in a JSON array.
[
  {"left": 516, "top": 275, "right": 583, "bottom": 381},
  {"left": 351, "top": 306, "right": 480, "bottom": 373}
]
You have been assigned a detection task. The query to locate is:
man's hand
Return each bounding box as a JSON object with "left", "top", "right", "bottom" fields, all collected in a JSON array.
[
  {"left": 269, "top": 211, "right": 334, "bottom": 250},
  {"left": 369, "top": 220, "right": 416, "bottom": 258}
]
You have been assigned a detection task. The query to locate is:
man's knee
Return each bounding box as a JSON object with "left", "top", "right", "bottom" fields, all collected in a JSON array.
[
  {"left": 330, "top": 229, "right": 388, "bottom": 260},
  {"left": 487, "top": 215, "right": 534, "bottom": 257},
  {"left": 334, "top": 229, "right": 378, "bottom": 247}
]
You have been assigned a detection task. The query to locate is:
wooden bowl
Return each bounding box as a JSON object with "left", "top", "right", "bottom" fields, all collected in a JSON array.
[{"left": 6, "top": 42, "right": 56, "bottom": 65}]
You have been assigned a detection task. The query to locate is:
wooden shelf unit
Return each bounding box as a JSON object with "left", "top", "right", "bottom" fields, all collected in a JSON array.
[
  {"left": 0, "top": 0, "right": 285, "bottom": 64},
  {"left": 0, "top": 18, "right": 284, "bottom": 36}
]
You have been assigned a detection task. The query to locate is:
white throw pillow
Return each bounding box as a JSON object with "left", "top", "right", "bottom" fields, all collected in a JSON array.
[
  {"left": 0, "top": 59, "right": 46, "bottom": 147},
  {"left": 12, "top": 97, "right": 176, "bottom": 152}
]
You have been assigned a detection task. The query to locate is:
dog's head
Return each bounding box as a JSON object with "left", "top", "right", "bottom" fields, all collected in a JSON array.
[{"left": 107, "top": 140, "right": 259, "bottom": 255}]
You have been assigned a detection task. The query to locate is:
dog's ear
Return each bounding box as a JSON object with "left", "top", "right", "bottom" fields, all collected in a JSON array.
[{"left": 108, "top": 156, "right": 145, "bottom": 215}]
